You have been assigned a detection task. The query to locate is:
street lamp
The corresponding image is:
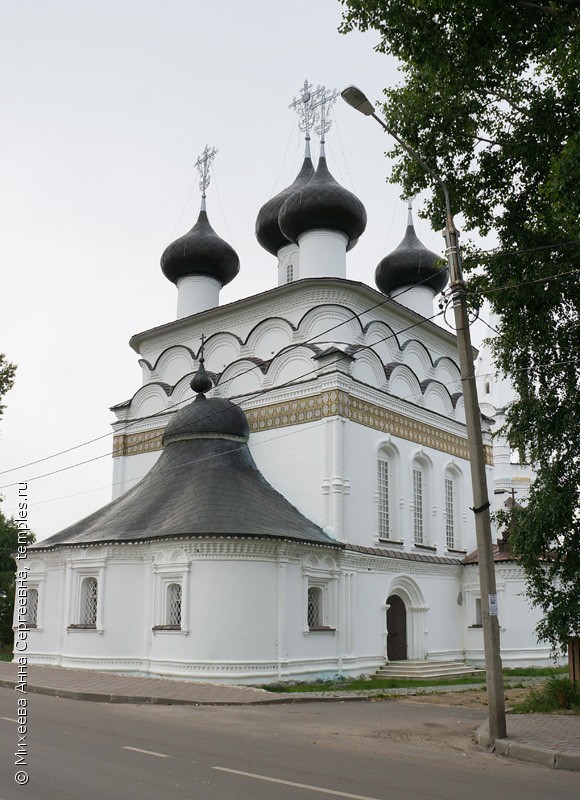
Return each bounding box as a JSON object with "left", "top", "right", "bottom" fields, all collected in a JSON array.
[{"left": 342, "top": 85, "right": 506, "bottom": 743}]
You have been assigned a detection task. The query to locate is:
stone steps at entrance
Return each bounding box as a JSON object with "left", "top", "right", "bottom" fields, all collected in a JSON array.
[{"left": 375, "top": 660, "right": 485, "bottom": 680}]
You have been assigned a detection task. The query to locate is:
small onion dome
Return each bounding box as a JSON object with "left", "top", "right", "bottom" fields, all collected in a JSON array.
[
  {"left": 161, "top": 209, "right": 239, "bottom": 287},
  {"left": 162, "top": 396, "right": 250, "bottom": 445},
  {"left": 255, "top": 156, "right": 314, "bottom": 255},
  {"left": 375, "top": 221, "right": 448, "bottom": 295},
  {"left": 278, "top": 156, "right": 367, "bottom": 251}
]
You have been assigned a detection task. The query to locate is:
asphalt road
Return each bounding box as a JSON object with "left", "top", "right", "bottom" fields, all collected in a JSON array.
[{"left": 0, "top": 688, "right": 578, "bottom": 800}]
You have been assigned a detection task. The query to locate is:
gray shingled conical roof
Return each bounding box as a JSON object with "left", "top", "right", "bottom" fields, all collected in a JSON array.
[
  {"left": 255, "top": 155, "right": 315, "bottom": 256},
  {"left": 33, "top": 396, "right": 337, "bottom": 550}
]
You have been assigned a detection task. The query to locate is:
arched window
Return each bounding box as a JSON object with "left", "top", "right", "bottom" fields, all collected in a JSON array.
[
  {"left": 443, "top": 466, "right": 462, "bottom": 550},
  {"left": 286, "top": 263, "right": 294, "bottom": 284},
  {"left": 445, "top": 474, "right": 456, "bottom": 549},
  {"left": 412, "top": 464, "right": 425, "bottom": 544},
  {"left": 167, "top": 583, "right": 182, "bottom": 628},
  {"left": 81, "top": 577, "right": 98, "bottom": 627},
  {"left": 377, "top": 455, "right": 390, "bottom": 537},
  {"left": 307, "top": 586, "right": 322, "bottom": 629},
  {"left": 411, "top": 453, "right": 432, "bottom": 547},
  {"left": 377, "top": 443, "right": 399, "bottom": 541},
  {"left": 27, "top": 587, "right": 38, "bottom": 627}
]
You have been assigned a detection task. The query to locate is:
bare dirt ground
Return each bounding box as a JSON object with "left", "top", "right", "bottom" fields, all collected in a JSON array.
[{"left": 402, "top": 687, "right": 531, "bottom": 708}]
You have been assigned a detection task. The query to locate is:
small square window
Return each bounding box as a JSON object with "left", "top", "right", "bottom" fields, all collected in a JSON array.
[
  {"left": 307, "top": 586, "right": 322, "bottom": 629},
  {"left": 27, "top": 588, "right": 38, "bottom": 628},
  {"left": 81, "top": 577, "right": 98, "bottom": 627},
  {"left": 474, "top": 598, "right": 482, "bottom": 627},
  {"left": 166, "top": 583, "right": 182, "bottom": 628}
]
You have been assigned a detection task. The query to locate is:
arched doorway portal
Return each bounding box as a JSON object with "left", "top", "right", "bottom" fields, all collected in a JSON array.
[{"left": 386, "top": 594, "right": 407, "bottom": 661}]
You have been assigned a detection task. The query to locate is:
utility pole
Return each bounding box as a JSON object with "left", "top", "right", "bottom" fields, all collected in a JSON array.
[
  {"left": 444, "top": 221, "right": 507, "bottom": 742},
  {"left": 341, "top": 86, "right": 507, "bottom": 742}
]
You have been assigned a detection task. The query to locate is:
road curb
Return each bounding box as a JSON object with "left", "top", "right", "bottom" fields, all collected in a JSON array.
[
  {"left": 475, "top": 721, "right": 580, "bottom": 772},
  {"left": 0, "top": 677, "right": 367, "bottom": 706}
]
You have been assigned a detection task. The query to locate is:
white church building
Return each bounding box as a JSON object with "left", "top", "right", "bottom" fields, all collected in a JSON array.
[{"left": 20, "top": 86, "right": 547, "bottom": 683}]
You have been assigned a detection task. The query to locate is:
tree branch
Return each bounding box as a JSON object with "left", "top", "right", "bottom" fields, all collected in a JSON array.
[
  {"left": 476, "top": 136, "right": 502, "bottom": 147},
  {"left": 515, "top": 1, "right": 580, "bottom": 23}
]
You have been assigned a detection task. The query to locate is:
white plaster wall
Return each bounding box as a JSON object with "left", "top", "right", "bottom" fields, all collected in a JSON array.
[
  {"left": 112, "top": 451, "right": 160, "bottom": 499},
  {"left": 176, "top": 275, "right": 220, "bottom": 319},
  {"left": 391, "top": 285, "right": 436, "bottom": 318},
  {"left": 297, "top": 230, "right": 348, "bottom": 279},
  {"left": 249, "top": 422, "right": 328, "bottom": 535},
  {"left": 343, "top": 420, "right": 475, "bottom": 553},
  {"left": 18, "top": 565, "right": 63, "bottom": 663},
  {"left": 351, "top": 568, "right": 463, "bottom": 663},
  {"left": 462, "top": 564, "right": 555, "bottom": 666}
]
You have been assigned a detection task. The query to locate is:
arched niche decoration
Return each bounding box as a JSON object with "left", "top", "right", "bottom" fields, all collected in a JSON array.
[
  {"left": 400, "top": 339, "right": 433, "bottom": 382},
  {"left": 388, "top": 365, "right": 422, "bottom": 404},
  {"left": 351, "top": 349, "right": 386, "bottom": 389},
  {"left": 423, "top": 381, "right": 454, "bottom": 416},
  {"left": 299, "top": 305, "right": 362, "bottom": 344},
  {"left": 245, "top": 318, "right": 295, "bottom": 362}
]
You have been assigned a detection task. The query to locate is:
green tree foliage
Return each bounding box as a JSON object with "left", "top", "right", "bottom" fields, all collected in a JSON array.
[
  {"left": 340, "top": 1, "right": 580, "bottom": 651},
  {"left": 0, "top": 353, "right": 16, "bottom": 420},
  {"left": 0, "top": 510, "right": 35, "bottom": 647},
  {"left": 0, "top": 353, "right": 22, "bottom": 646}
]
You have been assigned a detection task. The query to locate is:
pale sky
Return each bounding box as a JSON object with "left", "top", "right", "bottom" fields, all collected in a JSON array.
[{"left": 0, "top": 1, "right": 489, "bottom": 540}]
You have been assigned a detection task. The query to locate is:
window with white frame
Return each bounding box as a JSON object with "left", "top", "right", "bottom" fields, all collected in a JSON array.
[
  {"left": 286, "top": 263, "right": 294, "bottom": 283},
  {"left": 80, "top": 577, "right": 98, "bottom": 627},
  {"left": 412, "top": 466, "right": 424, "bottom": 543},
  {"left": 152, "top": 552, "right": 190, "bottom": 634},
  {"left": 303, "top": 568, "right": 337, "bottom": 633},
  {"left": 166, "top": 583, "right": 182, "bottom": 628},
  {"left": 474, "top": 597, "right": 483, "bottom": 627},
  {"left": 377, "top": 456, "right": 390, "bottom": 537},
  {"left": 26, "top": 587, "right": 38, "bottom": 627}
]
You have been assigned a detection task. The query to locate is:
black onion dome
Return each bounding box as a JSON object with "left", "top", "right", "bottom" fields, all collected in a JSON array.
[
  {"left": 255, "top": 156, "right": 314, "bottom": 255},
  {"left": 279, "top": 156, "right": 367, "bottom": 250},
  {"left": 375, "top": 222, "right": 448, "bottom": 295},
  {"left": 162, "top": 396, "right": 249, "bottom": 445},
  {"left": 161, "top": 209, "right": 239, "bottom": 287}
]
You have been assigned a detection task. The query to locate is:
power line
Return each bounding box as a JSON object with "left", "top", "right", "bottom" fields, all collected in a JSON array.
[
  {"left": 464, "top": 240, "right": 580, "bottom": 263},
  {"left": 0, "top": 311, "right": 442, "bottom": 489},
  {"left": 0, "top": 270, "right": 449, "bottom": 477}
]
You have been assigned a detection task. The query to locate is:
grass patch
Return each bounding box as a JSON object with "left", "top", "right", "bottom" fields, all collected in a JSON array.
[
  {"left": 0, "top": 646, "right": 13, "bottom": 662},
  {"left": 262, "top": 674, "right": 488, "bottom": 693},
  {"left": 510, "top": 676, "right": 580, "bottom": 714},
  {"left": 502, "top": 666, "right": 567, "bottom": 677},
  {"left": 262, "top": 665, "right": 567, "bottom": 693}
]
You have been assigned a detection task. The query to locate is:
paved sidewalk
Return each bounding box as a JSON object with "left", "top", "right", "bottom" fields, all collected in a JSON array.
[
  {"left": 476, "top": 715, "right": 580, "bottom": 772},
  {"left": 1, "top": 661, "right": 578, "bottom": 770}
]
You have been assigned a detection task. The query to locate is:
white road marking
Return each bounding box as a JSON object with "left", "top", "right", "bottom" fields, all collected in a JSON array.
[
  {"left": 123, "top": 746, "right": 169, "bottom": 758},
  {"left": 212, "top": 766, "right": 383, "bottom": 800},
  {"left": 1, "top": 717, "right": 18, "bottom": 723}
]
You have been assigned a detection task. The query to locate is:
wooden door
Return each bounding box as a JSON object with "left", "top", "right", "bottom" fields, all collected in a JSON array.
[{"left": 386, "top": 595, "right": 407, "bottom": 661}]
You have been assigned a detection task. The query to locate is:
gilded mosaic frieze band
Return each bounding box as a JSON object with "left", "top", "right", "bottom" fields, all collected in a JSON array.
[
  {"left": 113, "top": 428, "right": 164, "bottom": 458},
  {"left": 113, "top": 390, "right": 491, "bottom": 463}
]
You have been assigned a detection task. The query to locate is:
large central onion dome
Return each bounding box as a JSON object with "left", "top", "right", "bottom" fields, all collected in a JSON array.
[
  {"left": 255, "top": 154, "right": 314, "bottom": 255},
  {"left": 161, "top": 208, "right": 239, "bottom": 287},
  {"left": 375, "top": 209, "right": 448, "bottom": 295},
  {"left": 278, "top": 155, "right": 367, "bottom": 250}
]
